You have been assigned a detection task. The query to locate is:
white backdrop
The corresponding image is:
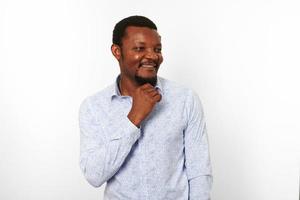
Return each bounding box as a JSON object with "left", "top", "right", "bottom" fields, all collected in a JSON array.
[{"left": 0, "top": 0, "right": 299, "bottom": 199}]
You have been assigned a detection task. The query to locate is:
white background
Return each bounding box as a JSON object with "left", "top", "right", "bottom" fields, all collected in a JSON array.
[{"left": 1, "top": 0, "right": 299, "bottom": 199}]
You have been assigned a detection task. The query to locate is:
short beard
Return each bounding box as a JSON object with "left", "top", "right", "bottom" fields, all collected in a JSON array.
[{"left": 135, "top": 75, "right": 157, "bottom": 87}]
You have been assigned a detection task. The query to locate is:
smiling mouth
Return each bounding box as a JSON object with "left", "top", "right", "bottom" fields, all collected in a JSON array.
[
  {"left": 139, "top": 62, "right": 157, "bottom": 69},
  {"left": 140, "top": 64, "right": 156, "bottom": 68}
]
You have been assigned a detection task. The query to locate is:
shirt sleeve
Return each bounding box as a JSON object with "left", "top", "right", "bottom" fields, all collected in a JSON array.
[
  {"left": 79, "top": 97, "right": 141, "bottom": 187},
  {"left": 183, "top": 90, "right": 213, "bottom": 200}
]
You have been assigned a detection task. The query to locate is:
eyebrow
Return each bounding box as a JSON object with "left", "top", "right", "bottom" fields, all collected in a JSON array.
[{"left": 135, "top": 42, "right": 162, "bottom": 46}]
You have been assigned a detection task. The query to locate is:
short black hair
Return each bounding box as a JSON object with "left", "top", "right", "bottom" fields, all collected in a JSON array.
[{"left": 112, "top": 15, "right": 157, "bottom": 46}]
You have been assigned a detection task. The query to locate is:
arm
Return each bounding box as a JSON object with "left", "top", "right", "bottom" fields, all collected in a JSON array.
[
  {"left": 184, "top": 90, "right": 213, "bottom": 200},
  {"left": 79, "top": 84, "right": 161, "bottom": 188},
  {"left": 79, "top": 98, "right": 141, "bottom": 187}
]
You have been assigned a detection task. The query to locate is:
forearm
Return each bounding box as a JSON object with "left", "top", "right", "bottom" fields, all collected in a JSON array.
[{"left": 80, "top": 116, "right": 140, "bottom": 187}]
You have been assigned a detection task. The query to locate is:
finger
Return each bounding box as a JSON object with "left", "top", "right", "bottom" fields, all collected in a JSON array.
[
  {"left": 148, "top": 90, "right": 159, "bottom": 97},
  {"left": 140, "top": 83, "right": 153, "bottom": 89},
  {"left": 144, "top": 87, "right": 156, "bottom": 93},
  {"left": 153, "top": 93, "right": 162, "bottom": 102}
]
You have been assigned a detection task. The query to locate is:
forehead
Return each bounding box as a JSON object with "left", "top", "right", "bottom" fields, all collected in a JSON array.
[{"left": 122, "top": 26, "right": 161, "bottom": 45}]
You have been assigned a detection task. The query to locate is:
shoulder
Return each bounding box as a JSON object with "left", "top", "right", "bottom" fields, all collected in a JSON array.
[
  {"left": 159, "top": 77, "right": 204, "bottom": 113},
  {"left": 79, "top": 84, "right": 114, "bottom": 114},
  {"left": 158, "top": 76, "right": 199, "bottom": 101}
]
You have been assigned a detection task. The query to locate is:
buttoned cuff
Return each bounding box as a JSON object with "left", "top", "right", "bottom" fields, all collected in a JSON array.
[{"left": 109, "top": 116, "right": 141, "bottom": 142}]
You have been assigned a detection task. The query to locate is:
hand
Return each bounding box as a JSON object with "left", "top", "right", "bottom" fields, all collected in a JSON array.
[{"left": 127, "top": 83, "right": 161, "bottom": 127}]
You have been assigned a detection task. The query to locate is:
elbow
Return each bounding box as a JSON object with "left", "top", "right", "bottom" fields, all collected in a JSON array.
[
  {"left": 80, "top": 163, "right": 106, "bottom": 188},
  {"left": 85, "top": 174, "right": 105, "bottom": 188}
]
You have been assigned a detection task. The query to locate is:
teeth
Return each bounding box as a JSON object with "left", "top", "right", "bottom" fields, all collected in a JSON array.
[{"left": 141, "top": 64, "right": 155, "bottom": 68}]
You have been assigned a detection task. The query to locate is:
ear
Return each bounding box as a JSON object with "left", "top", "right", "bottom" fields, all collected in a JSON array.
[{"left": 111, "top": 44, "right": 122, "bottom": 60}]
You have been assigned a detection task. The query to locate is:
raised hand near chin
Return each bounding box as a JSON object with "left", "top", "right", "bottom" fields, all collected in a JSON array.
[{"left": 127, "top": 83, "right": 161, "bottom": 127}]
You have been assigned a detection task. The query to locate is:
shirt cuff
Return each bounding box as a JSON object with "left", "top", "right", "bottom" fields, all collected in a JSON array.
[{"left": 109, "top": 116, "right": 141, "bottom": 142}]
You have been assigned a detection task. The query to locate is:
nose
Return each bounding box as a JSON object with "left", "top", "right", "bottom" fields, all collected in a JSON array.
[{"left": 145, "top": 49, "right": 159, "bottom": 60}]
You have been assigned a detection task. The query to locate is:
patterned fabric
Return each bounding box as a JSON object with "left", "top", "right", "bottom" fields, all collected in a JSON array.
[{"left": 79, "top": 76, "right": 212, "bottom": 200}]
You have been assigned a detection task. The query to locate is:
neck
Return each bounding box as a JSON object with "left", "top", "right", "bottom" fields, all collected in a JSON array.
[{"left": 119, "top": 75, "right": 140, "bottom": 97}]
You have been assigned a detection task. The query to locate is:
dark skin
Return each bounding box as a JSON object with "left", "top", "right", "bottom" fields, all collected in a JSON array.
[{"left": 111, "top": 26, "right": 163, "bottom": 127}]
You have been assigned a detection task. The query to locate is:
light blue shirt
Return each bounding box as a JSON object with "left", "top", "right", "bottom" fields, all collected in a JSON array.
[{"left": 79, "top": 76, "right": 212, "bottom": 200}]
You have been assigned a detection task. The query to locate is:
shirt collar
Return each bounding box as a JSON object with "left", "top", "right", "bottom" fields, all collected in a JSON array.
[{"left": 110, "top": 75, "right": 163, "bottom": 100}]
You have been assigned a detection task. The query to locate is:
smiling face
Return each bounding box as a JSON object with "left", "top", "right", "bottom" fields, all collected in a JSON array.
[{"left": 111, "top": 26, "right": 163, "bottom": 86}]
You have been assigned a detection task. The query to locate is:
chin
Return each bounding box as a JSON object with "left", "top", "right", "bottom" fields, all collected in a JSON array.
[{"left": 135, "top": 75, "right": 157, "bottom": 86}]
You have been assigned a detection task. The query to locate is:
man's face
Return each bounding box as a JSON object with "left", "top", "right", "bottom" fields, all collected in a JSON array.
[{"left": 112, "top": 26, "right": 163, "bottom": 86}]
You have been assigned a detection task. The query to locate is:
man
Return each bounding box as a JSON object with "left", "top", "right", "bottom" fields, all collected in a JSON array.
[{"left": 79, "top": 15, "right": 212, "bottom": 200}]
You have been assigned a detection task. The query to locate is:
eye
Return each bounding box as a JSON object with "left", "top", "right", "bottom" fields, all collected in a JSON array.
[
  {"left": 133, "top": 46, "right": 145, "bottom": 51},
  {"left": 154, "top": 47, "right": 162, "bottom": 53}
]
